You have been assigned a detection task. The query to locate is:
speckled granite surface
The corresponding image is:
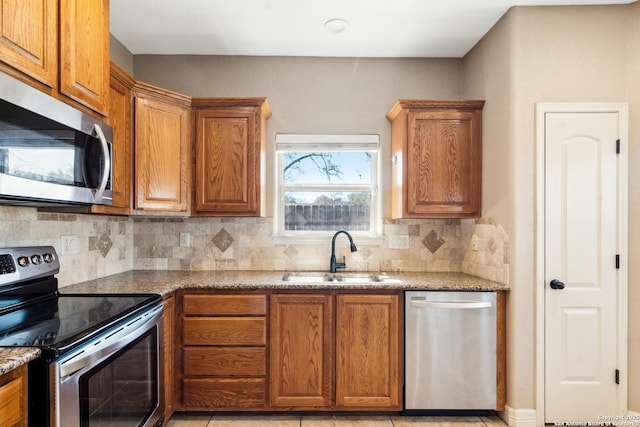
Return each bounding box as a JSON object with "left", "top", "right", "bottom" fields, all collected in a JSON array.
[
  {"left": 59, "top": 270, "right": 509, "bottom": 295},
  {"left": 1, "top": 270, "right": 507, "bottom": 376},
  {"left": 0, "top": 348, "right": 40, "bottom": 376}
]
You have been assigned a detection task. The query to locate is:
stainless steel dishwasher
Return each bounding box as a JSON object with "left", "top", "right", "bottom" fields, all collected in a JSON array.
[{"left": 404, "top": 291, "right": 497, "bottom": 413}]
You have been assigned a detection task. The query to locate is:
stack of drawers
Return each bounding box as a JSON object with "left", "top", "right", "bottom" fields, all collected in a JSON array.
[{"left": 180, "top": 293, "right": 267, "bottom": 410}]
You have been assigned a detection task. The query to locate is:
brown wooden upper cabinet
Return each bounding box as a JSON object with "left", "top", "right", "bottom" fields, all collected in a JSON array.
[
  {"left": 192, "top": 98, "right": 271, "bottom": 217},
  {"left": 0, "top": 0, "right": 109, "bottom": 116},
  {"left": 92, "top": 63, "right": 134, "bottom": 215},
  {"left": 386, "top": 100, "right": 484, "bottom": 218},
  {"left": 59, "top": 0, "right": 109, "bottom": 115},
  {"left": 133, "top": 83, "right": 191, "bottom": 214}
]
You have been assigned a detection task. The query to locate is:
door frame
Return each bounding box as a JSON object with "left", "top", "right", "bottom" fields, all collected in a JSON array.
[{"left": 535, "top": 102, "right": 628, "bottom": 425}]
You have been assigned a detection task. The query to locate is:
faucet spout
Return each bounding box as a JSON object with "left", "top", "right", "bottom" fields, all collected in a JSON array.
[{"left": 330, "top": 230, "right": 358, "bottom": 273}]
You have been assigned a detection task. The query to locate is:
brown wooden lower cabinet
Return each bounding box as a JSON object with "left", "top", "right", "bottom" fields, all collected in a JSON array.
[
  {"left": 335, "top": 294, "right": 401, "bottom": 409},
  {"left": 0, "top": 364, "right": 27, "bottom": 427},
  {"left": 269, "top": 293, "right": 333, "bottom": 408},
  {"left": 175, "top": 289, "right": 505, "bottom": 413}
]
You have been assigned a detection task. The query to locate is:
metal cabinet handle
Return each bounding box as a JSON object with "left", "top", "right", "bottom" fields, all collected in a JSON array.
[{"left": 410, "top": 298, "right": 492, "bottom": 309}]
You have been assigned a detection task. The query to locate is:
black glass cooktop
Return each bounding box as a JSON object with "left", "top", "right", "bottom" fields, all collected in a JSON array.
[{"left": 0, "top": 292, "right": 162, "bottom": 358}]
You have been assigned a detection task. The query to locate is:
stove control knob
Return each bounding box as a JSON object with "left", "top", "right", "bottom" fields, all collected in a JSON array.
[
  {"left": 17, "top": 256, "right": 29, "bottom": 267},
  {"left": 43, "top": 253, "right": 54, "bottom": 263},
  {"left": 30, "top": 255, "right": 42, "bottom": 265}
]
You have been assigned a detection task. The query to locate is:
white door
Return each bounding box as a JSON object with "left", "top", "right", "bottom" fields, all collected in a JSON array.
[{"left": 544, "top": 111, "right": 624, "bottom": 422}]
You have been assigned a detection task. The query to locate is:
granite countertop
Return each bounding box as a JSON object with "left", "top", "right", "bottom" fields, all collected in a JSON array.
[
  {"left": 0, "top": 348, "right": 40, "bottom": 376},
  {"left": 1, "top": 270, "right": 507, "bottom": 376},
  {"left": 60, "top": 270, "right": 509, "bottom": 295}
]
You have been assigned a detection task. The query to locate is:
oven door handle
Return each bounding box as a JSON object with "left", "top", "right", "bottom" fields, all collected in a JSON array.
[{"left": 58, "top": 305, "right": 163, "bottom": 379}]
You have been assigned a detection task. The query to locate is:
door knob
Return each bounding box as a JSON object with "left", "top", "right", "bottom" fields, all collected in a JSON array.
[{"left": 550, "top": 279, "right": 565, "bottom": 290}]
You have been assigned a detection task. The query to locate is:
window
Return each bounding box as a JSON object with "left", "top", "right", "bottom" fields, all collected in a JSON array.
[{"left": 275, "top": 134, "right": 381, "bottom": 239}]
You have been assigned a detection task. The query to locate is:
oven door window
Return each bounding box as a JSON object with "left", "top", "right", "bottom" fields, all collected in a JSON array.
[{"left": 79, "top": 329, "right": 158, "bottom": 426}]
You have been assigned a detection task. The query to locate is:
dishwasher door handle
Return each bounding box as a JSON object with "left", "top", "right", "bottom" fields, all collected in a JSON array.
[{"left": 410, "top": 298, "right": 492, "bottom": 309}]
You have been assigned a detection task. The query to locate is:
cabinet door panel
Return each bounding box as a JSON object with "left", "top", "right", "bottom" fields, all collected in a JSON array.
[
  {"left": 407, "top": 110, "right": 479, "bottom": 215},
  {"left": 59, "top": 0, "right": 109, "bottom": 114},
  {"left": 135, "top": 96, "right": 190, "bottom": 212},
  {"left": 183, "top": 318, "right": 266, "bottom": 346},
  {"left": 335, "top": 294, "right": 400, "bottom": 408},
  {"left": 195, "top": 108, "right": 259, "bottom": 214},
  {"left": 269, "top": 294, "right": 332, "bottom": 408},
  {"left": 0, "top": 0, "right": 57, "bottom": 87}
]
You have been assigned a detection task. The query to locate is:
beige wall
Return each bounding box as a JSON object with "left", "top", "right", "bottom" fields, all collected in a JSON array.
[
  {"left": 626, "top": 0, "right": 640, "bottom": 412},
  {"left": 464, "top": 2, "right": 636, "bottom": 414}
]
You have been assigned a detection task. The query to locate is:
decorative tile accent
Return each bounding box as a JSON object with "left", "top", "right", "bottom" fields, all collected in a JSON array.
[
  {"left": 488, "top": 237, "right": 498, "bottom": 254},
  {"left": 284, "top": 245, "right": 299, "bottom": 259},
  {"left": 212, "top": 228, "right": 234, "bottom": 252},
  {"left": 95, "top": 231, "right": 113, "bottom": 258},
  {"left": 423, "top": 230, "right": 445, "bottom": 254}
]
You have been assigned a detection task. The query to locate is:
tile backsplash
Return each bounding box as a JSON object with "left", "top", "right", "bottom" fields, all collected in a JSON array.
[{"left": 0, "top": 205, "right": 509, "bottom": 287}]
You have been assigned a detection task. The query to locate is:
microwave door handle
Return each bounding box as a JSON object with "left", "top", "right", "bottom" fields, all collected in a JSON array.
[
  {"left": 92, "top": 123, "right": 111, "bottom": 202},
  {"left": 409, "top": 298, "right": 492, "bottom": 309}
]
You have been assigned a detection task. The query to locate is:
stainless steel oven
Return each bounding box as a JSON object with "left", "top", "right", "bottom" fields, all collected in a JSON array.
[
  {"left": 0, "top": 246, "right": 164, "bottom": 427},
  {"left": 53, "top": 303, "right": 163, "bottom": 427}
]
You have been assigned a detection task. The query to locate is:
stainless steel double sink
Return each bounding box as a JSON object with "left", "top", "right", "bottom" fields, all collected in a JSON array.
[{"left": 281, "top": 272, "right": 403, "bottom": 284}]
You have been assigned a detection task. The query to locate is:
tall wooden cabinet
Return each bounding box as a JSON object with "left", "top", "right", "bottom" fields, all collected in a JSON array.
[
  {"left": 387, "top": 100, "right": 484, "bottom": 218},
  {"left": 192, "top": 98, "right": 271, "bottom": 216},
  {"left": 269, "top": 294, "right": 333, "bottom": 408},
  {"left": 0, "top": 0, "right": 109, "bottom": 116},
  {"left": 91, "top": 63, "right": 134, "bottom": 215},
  {"left": 133, "top": 83, "right": 192, "bottom": 215}
]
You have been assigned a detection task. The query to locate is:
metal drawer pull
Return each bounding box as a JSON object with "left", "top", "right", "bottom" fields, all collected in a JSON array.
[{"left": 410, "top": 298, "right": 492, "bottom": 309}]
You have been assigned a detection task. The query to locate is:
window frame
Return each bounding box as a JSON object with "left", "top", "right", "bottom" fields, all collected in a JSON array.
[{"left": 274, "top": 134, "right": 382, "bottom": 241}]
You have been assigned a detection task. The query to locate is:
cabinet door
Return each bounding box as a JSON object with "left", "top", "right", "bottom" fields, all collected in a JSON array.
[
  {"left": 59, "top": 0, "right": 109, "bottom": 115},
  {"left": 405, "top": 109, "right": 481, "bottom": 217},
  {"left": 0, "top": 0, "right": 57, "bottom": 88},
  {"left": 163, "top": 295, "right": 176, "bottom": 420},
  {"left": 195, "top": 107, "right": 262, "bottom": 216},
  {"left": 335, "top": 294, "right": 401, "bottom": 409},
  {"left": 92, "top": 64, "right": 133, "bottom": 214},
  {"left": 269, "top": 294, "right": 333, "bottom": 408},
  {"left": 0, "top": 364, "right": 27, "bottom": 427},
  {"left": 134, "top": 95, "right": 190, "bottom": 212}
]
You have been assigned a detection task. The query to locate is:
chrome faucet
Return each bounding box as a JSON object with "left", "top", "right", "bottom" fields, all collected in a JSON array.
[{"left": 330, "top": 230, "right": 358, "bottom": 273}]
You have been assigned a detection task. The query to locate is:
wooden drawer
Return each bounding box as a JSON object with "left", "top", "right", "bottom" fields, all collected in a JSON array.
[
  {"left": 183, "top": 317, "right": 266, "bottom": 345},
  {"left": 183, "top": 347, "right": 266, "bottom": 376},
  {"left": 182, "top": 378, "right": 265, "bottom": 409},
  {"left": 183, "top": 294, "right": 266, "bottom": 315}
]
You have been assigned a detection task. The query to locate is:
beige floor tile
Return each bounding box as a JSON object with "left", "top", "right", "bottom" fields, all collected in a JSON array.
[
  {"left": 206, "top": 414, "right": 301, "bottom": 427},
  {"left": 390, "top": 415, "right": 487, "bottom": 427},
  {"left": 165, "top": 413, "right": 212, "bottom": 427},
  {"left": 301, "top": 414, "right": 393, "bottom": 427},
  {"left": 480, "top": 415, "right": 507, "bottom": 426}
]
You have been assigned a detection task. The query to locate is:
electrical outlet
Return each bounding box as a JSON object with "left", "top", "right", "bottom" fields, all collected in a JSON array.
[
  {"left": 179, "top": 232, "right": 191, "bottom": 247},
  {"left": 471, "top": 235, "right": 479, "bottom": 251},
  {"left": 60, "top": 235, "right": 79, "bottom": 255},
  {"left": 389, "top": 235, "right": 410, "bottom": 249}
]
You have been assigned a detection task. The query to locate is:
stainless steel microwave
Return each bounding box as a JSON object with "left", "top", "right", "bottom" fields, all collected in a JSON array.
[{"left": 0, "top": 72, "right": 113, "bottom": 206}]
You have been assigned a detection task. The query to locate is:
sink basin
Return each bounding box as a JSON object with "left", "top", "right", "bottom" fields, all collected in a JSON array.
[{"left": 281, "top": 272, "right": 402, "bottom": 284}]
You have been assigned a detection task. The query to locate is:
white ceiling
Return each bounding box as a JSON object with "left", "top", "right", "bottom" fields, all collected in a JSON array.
[{"left": 110, "top": 0, "right": 634, "bottom": 58}]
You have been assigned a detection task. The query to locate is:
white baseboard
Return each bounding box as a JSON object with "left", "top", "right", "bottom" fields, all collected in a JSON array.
[
  {"left": 628, "top": 410, "right": 640, "bottom": 416},
  {"left": 500, "top": 406, "right": 537, "bottom": 427}
]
